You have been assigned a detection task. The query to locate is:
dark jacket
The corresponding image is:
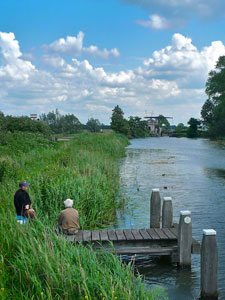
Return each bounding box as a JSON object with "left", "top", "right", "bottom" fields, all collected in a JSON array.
[{"left": 14, "top": 189, "right": 31, "bottom": 216}]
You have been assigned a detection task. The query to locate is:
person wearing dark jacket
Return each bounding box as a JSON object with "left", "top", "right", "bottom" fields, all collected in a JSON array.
[{"left": 14, "top": 181, "right": 35, "bottom": 219}]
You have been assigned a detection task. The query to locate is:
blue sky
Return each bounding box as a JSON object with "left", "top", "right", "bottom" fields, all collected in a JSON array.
[{"left": 0, "top": 0, "right": 225, "bottom": 124}]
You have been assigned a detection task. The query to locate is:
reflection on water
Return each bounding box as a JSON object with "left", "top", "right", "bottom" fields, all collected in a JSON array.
[{"left": 113, "top": 137, "right": 225, "bottom": 300}]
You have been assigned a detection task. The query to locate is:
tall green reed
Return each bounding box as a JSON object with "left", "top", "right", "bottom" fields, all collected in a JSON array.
[{"left": 0, "top": 132, "right": 167, "bottom": 300}]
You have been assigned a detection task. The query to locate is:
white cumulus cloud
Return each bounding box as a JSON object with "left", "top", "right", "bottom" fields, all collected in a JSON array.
[
  {"left": 1, "top": 31, "right": 225, "bottom": 124},
  {"left": 0, "top": 32, "right": 35, "bottom": 81},
  {"left": 44, "top": 31, "right": 120, "bottom": 59},
  {"left": 136, "top": 14, "right": 171, "bottom": 30},
  {"left": 142, "top": 33, "right": 225, "bottom": 86}
]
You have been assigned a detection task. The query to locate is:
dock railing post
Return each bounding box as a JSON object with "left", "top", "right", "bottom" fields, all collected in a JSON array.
[
  {"left": 162, "top": 197, "right": 173, "bottom": 228},
  {"left": 201, "top": 229, "right": 218, "bottom": 299},
  {"left": 178, "top": 210, "right": 192, "bottom": 266},
  {"left": 150, "top": 188, "right": 161, "bottom": 228}
]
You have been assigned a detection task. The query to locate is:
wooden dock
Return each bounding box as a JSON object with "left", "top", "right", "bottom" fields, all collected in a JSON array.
[
  {"left": 62, "top": 188, "right": 218, "bottom": 299},
  {"left": 65, "top": 227, "right": 200, "bottom": 263}
]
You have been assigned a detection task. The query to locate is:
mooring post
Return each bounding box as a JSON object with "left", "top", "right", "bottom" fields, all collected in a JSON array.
[
  {"left": 178, "top": 210, "right": 192, "bottom": 266},
  {"left": 150, "top": 188, "right": 161, "bottom": 228},
  {"left": 162, "top": 197, "right": 173, "bottom": 228},
  {"left": 201, "top": 229, "right": 218, "bottom": 299}
]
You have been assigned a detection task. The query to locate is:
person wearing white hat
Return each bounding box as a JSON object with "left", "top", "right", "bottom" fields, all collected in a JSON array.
[{"left": 58, "top": 199, "right": 80, "bottom": 235}]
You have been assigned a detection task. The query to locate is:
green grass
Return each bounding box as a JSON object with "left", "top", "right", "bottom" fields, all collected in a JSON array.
[{"left": 0, "top": 132, "right": 167, "bottom": 300}]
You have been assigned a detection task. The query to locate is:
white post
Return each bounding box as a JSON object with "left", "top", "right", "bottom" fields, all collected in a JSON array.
[
  {"left": 178, "top": 210, "right": 192, "bottom": 266},
  {"left": 201, "top": 229, "right": 218, "bottom": 299}
]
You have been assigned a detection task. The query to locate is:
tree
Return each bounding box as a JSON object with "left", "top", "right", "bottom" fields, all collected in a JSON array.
[
  {"left": 201, "top": 56, "right": 225, "bottom": 137},
  {"left": 40, "top": 109, "right": 82, "bottom": 134},
  {"left": 158, "top": 115, "right": 170, "bottom": 130},
  {"left": 110, "top": 105, "right": 129, "bottom": 135},
  {"left": 0, "top": 111, "right": 4, "bottom": 130},
  {"left": 128, "top": 116, "right": 149, "bottom": 138},
  {"left": 86, "top": 118, "right": 101, "bottom": 132},
  {"left": 187, "top": 118, "right": 201, "bottom": 138}
]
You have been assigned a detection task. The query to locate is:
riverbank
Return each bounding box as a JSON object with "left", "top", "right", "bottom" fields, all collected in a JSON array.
[{"left": 0, "top": 132, "right": 166, "bottom": 300}]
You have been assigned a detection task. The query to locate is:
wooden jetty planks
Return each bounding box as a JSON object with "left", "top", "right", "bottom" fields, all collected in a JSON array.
[
  {"left": 106, "top": 247, "right": 175, "bottom": 255},
  {"left": 154, "top": 228, "right": 169, "bottom": 239},
  {"left": 107, "top": 229, "right": 118, "bottom": 241},
  {"left": 131, "top": 229, "right": 144, "bottom": 240},
  {"left": 123, "top": 229, "right": 135, "bottom": 240},
  {"left": 139, "top": 229, "right": 152, "bottom": 240},
  {"left": 170, "top": 227, "right": 178, "bottom": 238},
  {"left": 83, "top": 230, "right": 92, "bottom": 242},
  {"left": 146, "top": 228, "right": 161, "bottom": 240},
  {"left": 99, "top": 230, "right": 109, "bottom": 241},
  {"left": 115, "top": 230, "right": 126, "bottom": 241},
  {"left": 91, "top": 230, "right": 100, "bottom": 241},
  {"left": 162, "top": 228, "right": 177, "bottom": 239},
  {"left": 74, "top": 231, "right": 83, "bottom": 242}
]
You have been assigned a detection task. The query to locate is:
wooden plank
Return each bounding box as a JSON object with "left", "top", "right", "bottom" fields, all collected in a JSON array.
[
  {"left": 83, "top": 230, "right": 92, "bottom": 242},
  {"left": 115, "top": 230, "right": 126, "bottom": 241},
  {"left": 139, "top": 229, "right": 152, "bottom": 240},
  {"left": 162, "top": 228, "right": 177, "bottom": 239},
  {"left": 131, "top": 229, "right": 144, "bottom": 240},
  {"left": 123, "top": 229, "right": 135, "bottom": 240},
  {"left": 66, "top": 235, "right": 75, "bottom": 242},
  {"left": 107, "top": 229, "right": 118, "bottom": 241},
  {"left": 146, "top": 228, "right": 160, "bottom": 240},
  {"left": 154, "top": 228, "right": 169, "bottom": 239},
  {"left": 170, "top": 227, "right": 178, "bottom": 238},
  {"left": 104, "top": 247, "right": 174, "bottom": 255},
  {"left": 74, "top": 231, "right": 83, "bottom": 242},
  {"left": 99, "top": 230, "right": 109, "bottom": 241},
  {"left": 91, "top": 230, "right": 100, "bottom": 242}
]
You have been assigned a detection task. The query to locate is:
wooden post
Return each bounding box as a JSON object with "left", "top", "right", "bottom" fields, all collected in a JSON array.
[
  {"left": 178, "top": 210, "right": 192, "bottom": 266},
  {"left": 162, "top": 197, "right": 173, "bottom": 228},
  {"left": 150, "top": 188, "right": 161, "bottom": 228},
  {"left": 201, "top": 229, "right": 218, "bottom": 299}
]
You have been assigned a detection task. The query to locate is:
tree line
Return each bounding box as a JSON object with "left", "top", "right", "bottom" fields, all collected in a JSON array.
[
  {"left": 110, "top": 105, "right": 150, "bottom": 138},
  {"left": 0, "top": 110, "right": 107, "bottom": 137},
  {"left": 184, "top": 56, "right": 225, "bottom": 139},
  {"left": 0, "top": 106, "right": 151, "bottom": 139},
  {"left": 201, "top": 56, "right": 225, "bottom": 138}
]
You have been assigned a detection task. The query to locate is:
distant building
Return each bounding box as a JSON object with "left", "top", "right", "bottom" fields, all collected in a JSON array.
[
  {"left": 144, "top": 115, "right": 173, "bottom": 136},
  {"left": 30, "top": 114, "right": 37, "bottom": 120},
  {"left": 147, "top": 118, "right": 162, "bottom": 135}
]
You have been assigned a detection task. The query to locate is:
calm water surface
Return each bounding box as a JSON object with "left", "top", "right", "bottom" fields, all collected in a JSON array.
[{"left": 113, "top": 137, "right": 225, "bottom": 300}]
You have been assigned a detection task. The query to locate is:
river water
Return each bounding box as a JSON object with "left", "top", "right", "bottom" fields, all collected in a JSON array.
[{"left": 112, "top": 137, "right": 225, "bottom": 300}]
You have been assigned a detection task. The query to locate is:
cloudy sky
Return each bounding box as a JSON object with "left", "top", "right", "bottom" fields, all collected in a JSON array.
[{"left": 1, "top": 0, "right": 225, "bottom": 124}]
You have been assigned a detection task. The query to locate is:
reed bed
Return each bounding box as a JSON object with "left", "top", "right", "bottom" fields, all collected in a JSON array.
[{"left": 0, "top": 132, "right": 166, "bottom": 300}]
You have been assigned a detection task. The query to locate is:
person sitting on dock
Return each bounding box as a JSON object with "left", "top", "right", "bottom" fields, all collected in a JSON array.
[
  {"left": 14, "top": 181, "right": 36, "bottom": 223},
  {"left": 58, "top": 199, "right": 80, "bottom": 235}
]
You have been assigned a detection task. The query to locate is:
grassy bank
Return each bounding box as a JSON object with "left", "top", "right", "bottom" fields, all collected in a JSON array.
[{"left": 0, "top": 132, "right": 166, "bottom": 300}]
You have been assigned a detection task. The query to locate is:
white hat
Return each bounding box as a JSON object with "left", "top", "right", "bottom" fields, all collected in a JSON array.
[{"left": 64, "top": 198, "right": 73, "bottom": 208}]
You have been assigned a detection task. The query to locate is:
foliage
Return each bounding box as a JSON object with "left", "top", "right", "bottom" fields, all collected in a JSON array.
[
  {"left": 0, "top": 115, "right": 51, "bottom": 136},
  {"left": 110, "top": 105, "right": 129, "bottom": 135},
  {"left": 201, "top": 56, "right": 225, "bottom": 138},
  {"left": 158, "top": 115, "right": 170, "bottom": 130},
  {"left": 187, "top": 118, "right": 201, "bottom": 138},
  {"left": 128, "top": 116, "right": 149, "bottom": 138},
  {"left": 111, "top": 106, "right": 150, "bottom": 138},
  {"left": 86, "top": 118, "right": 101, "bottom": 132},
  {"left": 40, "top": 109, "right": 82, "bottom": 134},
  {"left": 0, "top": 132, "right": 166, "bottom": 300}
]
